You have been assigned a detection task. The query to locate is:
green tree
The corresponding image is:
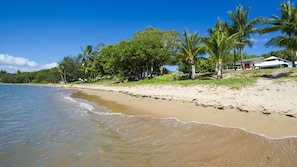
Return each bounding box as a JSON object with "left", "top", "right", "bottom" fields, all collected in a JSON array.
[
  {"left": 204, "top": 19, "right": 238, "bottom": 79},
  {"left": 228, "top": 5, "right": 260, "bottom": 69},
  {"left": 14, "top": 71, "right": 29, "bottom": 83},
  {"left": 77, "top": 45, "right": 97, "bottom": 77},
  {"left": 196, "top": 57, "right": 216, "bottom": 73},
  {"left": 0, "top": 70, "right": 14, "bottom": 83},
  {"left": 133, "top": 26, "right": 179, "bottom": 75},
  {"left": 59, "top": 56, "right": 85, "bottom": 82},
  {"left": 99, "top": 44, "right": 117, "bottom": 76},
  {"left": 98, "top": 26, "right": 178, "bottom": 81},
  {"left": 179, "top": 29, "right": 205, "bottom": 80},
  {"left": 32, "top": 69, "right": 60, "bottom": 83},
  {"left": 261, "top": 0, "right": 297, "bottom": 67},
  {"left": 162, "top": 30, "right": 181, "bottom": 66},
  {"left": 58, "top": 65, "right": 67, "bottom": 83}
]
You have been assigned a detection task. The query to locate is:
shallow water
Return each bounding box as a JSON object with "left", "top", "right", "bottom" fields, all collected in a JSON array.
[{"left": 1, "top": 85, "right": 296, "bottom": 167}]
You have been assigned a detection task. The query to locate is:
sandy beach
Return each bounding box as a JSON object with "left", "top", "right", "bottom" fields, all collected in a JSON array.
[{"left": 60, "top": 78, "right": 297, "bottom": 138}]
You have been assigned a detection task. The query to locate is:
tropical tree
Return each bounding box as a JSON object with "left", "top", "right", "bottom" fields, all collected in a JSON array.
[
  {"left": 58, "top": 64, "right": 66, "bottom": 83},
  {"left": 59, "top": 56, "right": 85, "bottom": 82},
  {"left": 261, "top": 0, "right": 297, "bottom": 67},
  {"left": 98, "top": 26, "right": 179, "bottom": 81},
  {"left": 204, "top": 19, "right": 238, "bottom": 79},
  {"left": 133, "top": 26, "right": 180, "bottom": 75},
  {"left": 228, "top": 5, "right": 260, "bottom": 69},
  {"left": 77, "top": 45, "right": 96, "bottom": 77},
  {"left": 179, "top": 29, "right": 205, "bottom": 79},
  {"left": 32, "top": 68, "right": 60, "bottom": 83}
]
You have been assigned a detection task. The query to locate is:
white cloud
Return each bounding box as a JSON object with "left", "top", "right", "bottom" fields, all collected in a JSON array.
[
  {"left": 0, "top": 53, "right": 57, "bottom": 73},
  {"left": 0, "top": 54, "right": 37, "bottom": 67},
  {"left": 41, "top": 62, "right": 58, "bottom": 70}
]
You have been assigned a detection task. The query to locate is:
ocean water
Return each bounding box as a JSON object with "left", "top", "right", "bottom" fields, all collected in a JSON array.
[{"left": 0, "top": 84, "right": 297, "bottom": 167}]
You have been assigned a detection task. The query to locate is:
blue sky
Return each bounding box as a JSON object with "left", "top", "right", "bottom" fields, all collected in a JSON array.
[{"left": 0, "top": 0, "right": 286, "bottom": 73}]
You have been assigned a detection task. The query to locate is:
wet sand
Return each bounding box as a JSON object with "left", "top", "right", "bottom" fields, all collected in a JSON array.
[{"left": 70, "top": 82, "right": 297, "bottom": 138}]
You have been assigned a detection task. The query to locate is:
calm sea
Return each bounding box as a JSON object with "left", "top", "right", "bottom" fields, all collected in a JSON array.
[{"left": 0, "top": 84, "right": 297, "bottom": 167}]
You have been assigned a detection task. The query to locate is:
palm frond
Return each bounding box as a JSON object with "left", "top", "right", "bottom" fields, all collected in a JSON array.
[{"left": 262, "top": 0, "right": 297, "bottom": 52}]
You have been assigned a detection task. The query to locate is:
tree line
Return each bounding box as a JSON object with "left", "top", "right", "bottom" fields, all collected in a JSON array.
[{"left": 1, "top": 1, "right": 297, "bottom": 83}]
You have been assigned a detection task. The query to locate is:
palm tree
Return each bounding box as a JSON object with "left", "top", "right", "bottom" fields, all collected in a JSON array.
[
  {"left": 228, "top": 5, "right": 260, "bottom": 70},
  {"left": 224, "top": 22, "right": 239, "bottom": 70},
  {"left": 77, "top": 45, "right": 96, "bottom": 77},
  {"left": 179, "top": 29, "right": 204, "bottom": 79},
  {"left": 58, "top": 64, "right": 67, "bottom": 84},
  {"left": 261, "top": 1, "right": 297, "bottom": 67},
  {"left": 204, "top": 19, "right": 238, "bottom": 79}
]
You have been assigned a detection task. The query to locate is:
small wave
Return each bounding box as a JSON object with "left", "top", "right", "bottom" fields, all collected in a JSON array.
[
  {"left": 158, "top": 117, "right": 297, "bottom": 140},
  {"left": 64, "top": 96, "right": 77, "bottom": 103},
  {"left": 63, "top": 94, "right": 94, "bottom": 112},
  {"left": 91, "top": 111, "right": 124, "bottom": 116},
  {"left": 79, "top": 102, "right": 94, "bottom": 111}
]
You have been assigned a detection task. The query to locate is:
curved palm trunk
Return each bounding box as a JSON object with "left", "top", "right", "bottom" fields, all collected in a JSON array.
[
  {"left": 189, "top": 57, "right": 195, "bottom": 80},
  {"left": 191, "top": 64, "right": 195, "bottom": 80},
  {"left": 60, "top": 74, "right": 64, "bottom": 83},
  {"left": 233, "top": 49, "right": 237, "bottom": 70},
  {"left": 159, "top": 65, "right": 164, "bottom": 75},
  {"left": 217, "top": 59, "right": 223, "bottom": 79},
  {"left": 240, "top": 47, "right": 244, "bottom": 70}
]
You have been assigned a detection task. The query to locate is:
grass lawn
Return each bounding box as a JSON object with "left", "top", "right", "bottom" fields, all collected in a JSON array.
[{"left": 91, "top": 68, "right": 297, "bottom": 89}]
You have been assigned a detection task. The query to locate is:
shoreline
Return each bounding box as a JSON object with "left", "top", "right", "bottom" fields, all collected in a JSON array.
[{"left": 64, "top": 79, "right": 297, "bottom": 139}]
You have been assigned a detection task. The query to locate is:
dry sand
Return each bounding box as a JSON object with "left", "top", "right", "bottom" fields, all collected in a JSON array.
[{"left": 58, "top": 78, "right": 297, "bottom": 138}]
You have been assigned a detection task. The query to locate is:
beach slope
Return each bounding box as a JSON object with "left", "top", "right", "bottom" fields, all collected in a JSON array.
[{"left": 64, "top": 78, "right": 297, "bottom": 138}]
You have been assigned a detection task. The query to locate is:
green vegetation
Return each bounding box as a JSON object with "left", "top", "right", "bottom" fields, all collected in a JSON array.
[
  {"left": 261, "top": 1, "right": 297, "bottom": 67},
  {"left": 1, "top": 1, "right": 297, "bottom": 86},
  {"left": 117, "top": 72, "right": 257, "bottom": 90},
  {"left": 204, "top": 19, "right": 238, "bottom": 79},
  {"left": 179, "top": 29, "right": 205, "bottom": 80},
  {"left": 227, "top": 5, "right": 260, "bottom": 70}
]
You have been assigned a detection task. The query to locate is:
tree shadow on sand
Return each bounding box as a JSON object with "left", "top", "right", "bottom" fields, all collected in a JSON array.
[{"left": 260, "top": 68, "right": 294, "bottom": 79}]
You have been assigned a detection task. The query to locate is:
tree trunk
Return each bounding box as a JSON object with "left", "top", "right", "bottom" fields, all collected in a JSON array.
[
  {"left": 151, "top": 66, "right": 154, "bottom": 77},
  {"left": 60, "top": 74, "right": 64, "bottom": 84},
  {"left": 233, "top": 49, "right": 237, "bottom": 70},
  {"left": 240, "top": 47, "right": 244, "bottom": 70},
  {"left": 191, "top": 64, "right": 195, "bottom": 80},
  {"left": 217, "top": 59, "right": 223, "bottom": 79},
  {"left": 63, "top": 69, "right": 67, "bottom": 83},
  {"left": 159, "top": 65, "right": 164, "bottom": 75},
  {"left": 290, "top": 49, "right": 296, "bottom": 67}
]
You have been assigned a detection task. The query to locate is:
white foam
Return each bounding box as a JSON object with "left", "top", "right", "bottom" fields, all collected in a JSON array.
[
  {"left": 158, "top": 117, "right": 297, "bottom": 140},
  {"left": 62, "top": 93, "right": 94, "bottom": 112},
  {"left": 130, "top": 115, "right": 297, "bottom": 140},
  {"left": 91, "top": 111, "right": 124, "bottom": 116},
  {"left": 64, "top": 96, "right": 76, "bottom": 103},
  {"left": 79, "top": 102, "right": 94, "bottom": 111}
]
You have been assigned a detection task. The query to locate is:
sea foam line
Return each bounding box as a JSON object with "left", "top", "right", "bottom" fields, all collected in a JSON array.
[
  {"left": 63, "top": 95, "right": 94, "bottom": 112},
  {"left": 127, "top": 114, "right": 297, "bottom": 140}
]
